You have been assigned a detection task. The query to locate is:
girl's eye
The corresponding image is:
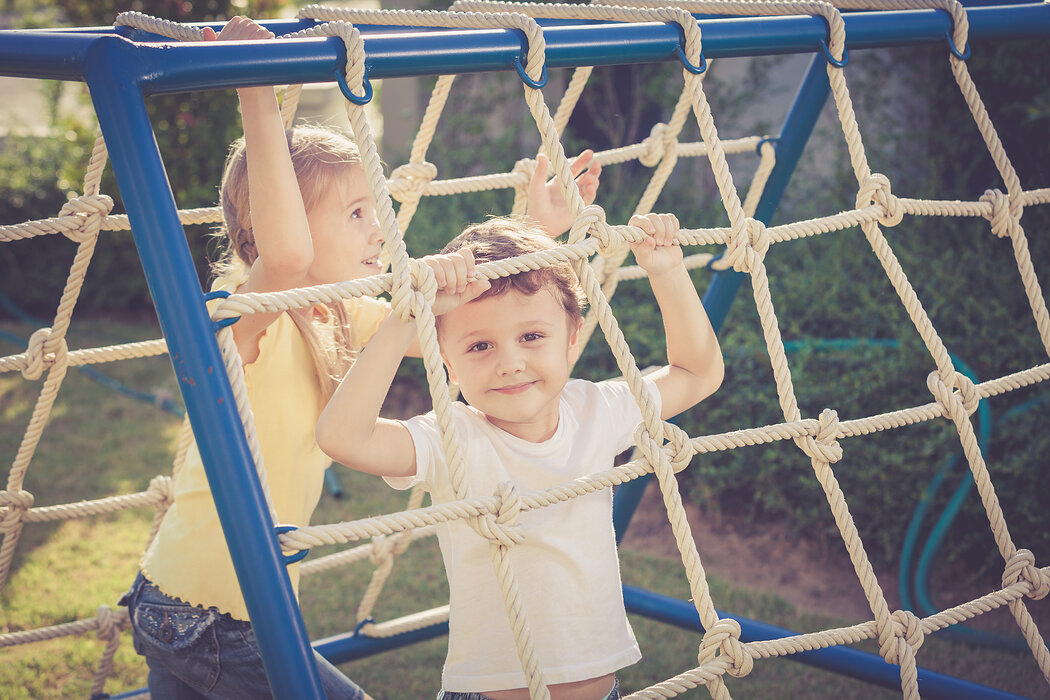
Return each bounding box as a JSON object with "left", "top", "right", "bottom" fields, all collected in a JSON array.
[
  {"left": 350, "top": 208, "right": 363, "bottom": 219},
  {"left": 467, "top": 341, "right": 491, "bottom": 353}
]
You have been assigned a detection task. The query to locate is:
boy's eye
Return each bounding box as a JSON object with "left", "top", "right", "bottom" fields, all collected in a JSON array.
[
  {"left": 467, "top": 341, "right": 491, "bottom": 353},
  {"left": 521, "top": 332, "right": 544, "bottom": 343}
]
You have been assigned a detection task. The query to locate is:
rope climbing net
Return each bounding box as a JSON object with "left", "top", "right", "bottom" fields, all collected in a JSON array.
[{"left": 2, "top": 2, "right": 1049, "bottom": 698}]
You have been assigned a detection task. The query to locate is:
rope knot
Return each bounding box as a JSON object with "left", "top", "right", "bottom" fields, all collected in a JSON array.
[
  {"left": 979, "top": 189, "right": 1018, "bottom": 239},
  {"left": 147, "top": 475, "right": 174, "bottom": 508},
  {"left": 697, "top": 618, "right": 753, "bottom": 678},
  {"left": 573, "top": 205, "right": 618, "bottom": 255},
  {"left": 640, "top": 122, "right": 674, "bottom": 168},
  {"left": 369, "top": 534, "right": 394, "bottom": 566},
  {"left": 856, "top": 174, "right": 903, "bottom": 228},
  {"left": 794, "top": 409, "right": 843, "bottom": 464},
  {"left": 0, "top": 489, "right": 34, "bottom": 534},
  {"left": 96, "top": 605, "right": 121, "bottom": 642},
  {"left": 388, "top": 162, "right": 437, "bottom": 201},
  {"left": 391, "top": 258, "right": 437, "bottom": 323},
  {"left": 926, "top": 371, "right": 979, "bottom": 418},
  {"left": 881, "top": 609, "right": 925, "bottom": 664},
  {"left": 663, "top": 421, "right": 694, "bottom": 473},
  {"left": 723, "top": 218, "right": 769, "bottom": 274},
  {"left": 58, "top": 194, "right": 114, "bottom": 243},
  {"left": 22, "top": 327, "right": 68, "bottom": 380},
  {"left": 472, "top": 481, "right": 525, "bottom": 548},
  {"left": 1002, "top": 549, "right": 1049, "bottom": 601}
]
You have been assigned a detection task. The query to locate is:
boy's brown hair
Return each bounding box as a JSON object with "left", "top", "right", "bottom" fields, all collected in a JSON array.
[{"left": 440, "top": 218, "right": 588, "bottom": 324}]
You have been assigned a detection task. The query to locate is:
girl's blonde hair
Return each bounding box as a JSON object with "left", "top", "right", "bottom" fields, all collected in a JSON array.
[
  {"left": 440, "top": 217, "right": 588, "bottom": 324},
  {"left": 214, "top": 125, "right": 364, "bottom": 404}
]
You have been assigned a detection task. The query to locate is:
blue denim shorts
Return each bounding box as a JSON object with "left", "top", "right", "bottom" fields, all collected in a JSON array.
[
  {"left": 438, "top": 676, "right": 619, "bottom": 700},
  {"left": 120, "top": 571, "right": 366, "bottom": 700}
]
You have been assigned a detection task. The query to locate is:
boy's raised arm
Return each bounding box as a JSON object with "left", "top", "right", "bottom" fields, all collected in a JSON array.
[
  {"left": 317, "top": 250, "right": 490, "bottom": 477},
  {"left": 629, "top": 214, "right": 725, "bottom": 420}
]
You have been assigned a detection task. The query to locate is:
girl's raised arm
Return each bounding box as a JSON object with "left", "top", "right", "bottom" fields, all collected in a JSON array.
[{"left": 207, "top": 18, "right": 315, "bottom": 361}]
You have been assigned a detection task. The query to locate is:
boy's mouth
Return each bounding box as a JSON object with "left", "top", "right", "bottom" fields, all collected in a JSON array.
[{"left": 492, "top": 381, "right": 535, "bottom": 395}]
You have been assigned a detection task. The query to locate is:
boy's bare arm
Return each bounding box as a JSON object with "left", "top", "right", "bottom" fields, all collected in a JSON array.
[
  {"left": 317, "top": 313, "right": 419, "bottom": 477},
  {"left": 317, "top": 250, "right": 490, "bottom": 477},
  {"left": 630, "top": 214, "right": 725, "bottom": 419}
]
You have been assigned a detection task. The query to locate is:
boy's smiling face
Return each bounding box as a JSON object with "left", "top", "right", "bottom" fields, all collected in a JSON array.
[{"left": 438, "top": 286, "right": 582, "bottom": 443}]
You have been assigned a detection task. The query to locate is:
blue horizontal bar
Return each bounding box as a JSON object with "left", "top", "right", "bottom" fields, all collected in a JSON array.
[
  {"left": 313, "top": 619, "right": 449, "bottom": 663},
  {"left": 622, "top": 585, "right": 1028, "bottom": 700},
  {"left": 1, "top": 4, "right": 1048, "bottom": 85}
]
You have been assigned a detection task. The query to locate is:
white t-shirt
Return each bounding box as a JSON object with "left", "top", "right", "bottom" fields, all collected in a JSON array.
[{"left": 387, "top": 378, "right": 660, "bottom": 693}]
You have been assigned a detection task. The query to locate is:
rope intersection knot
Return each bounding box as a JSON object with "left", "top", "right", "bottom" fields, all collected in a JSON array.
[
  {"left": 369, "top": 534, "right": 394, "bottom": 566},
  {"left": 22, "top": 327, "right": 69, "bottom": 381},
  {"left": 57, "top": 194, "right": 114, "bottom": 243},
  {"left": 979, "top": 189, "right": 1020, "bottom": 239},
  {"left": 95, "top": 605, "right": 123, "bottom": 642},
  {"left": 926, "top": 370, "right": 979, "bottom": 418},
  {"left": 723, "top": 218, "right": 769, "bottom": 274},
  {"left": 856, "top": 173, "right": 903, "bottom": 228},
  {"left": 392, "top": 257, "right": 437, "bottom": 323},
  {"left": 573, "top": 205, "right": 617, "bottom": 256},
  {"left": 0, "top": 489, "right": 34, "bottom": 534},
  {"left": 1002, "top": 549, "right": 1049, "bottom": 601},
  {"left": 146, "top": 475, "right": 174, "bottom": 508},
  {"left": 472, "top": 481, "right": 524, "bottom": 548},
  {"left": 697, "top": 618, "right": 753, "bottom": 679},
  {"left": 794, "top": 409, "right": 842, "bottom": 464},
  {"left": 639, "top": 122, "right": 674, "bottom": 168},
  {"left": 632, "top": 421, "right": 694, "bottom": 474},
  {"left": 881, "top": 609, "right": 925, "bottom": 665},
  {"left": 388, "top": 162, "right": 438, "bottom": 201}
]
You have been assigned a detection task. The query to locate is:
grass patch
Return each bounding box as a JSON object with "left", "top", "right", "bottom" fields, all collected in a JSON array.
[{"left": 2, "top": 319, "right": 1046, "bottom": 698}]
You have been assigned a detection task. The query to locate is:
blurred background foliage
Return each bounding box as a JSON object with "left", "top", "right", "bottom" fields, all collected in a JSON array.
[{"left": 1, "top": 2, "right": 1047, "bottom": 590}]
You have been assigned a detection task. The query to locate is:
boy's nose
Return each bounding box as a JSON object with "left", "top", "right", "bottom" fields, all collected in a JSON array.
[{"left": 496, "top": 349, "right": 525, "bottom": 375}]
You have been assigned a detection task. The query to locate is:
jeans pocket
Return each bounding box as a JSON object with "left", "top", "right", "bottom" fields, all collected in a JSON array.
[{"left": 132, "top": 599, "right": 221, "bottom": 691}]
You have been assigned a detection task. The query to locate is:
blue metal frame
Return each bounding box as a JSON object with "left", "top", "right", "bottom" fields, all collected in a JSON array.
[{"left": 3, "top": 5, "right": 1049, "bottom": 699}]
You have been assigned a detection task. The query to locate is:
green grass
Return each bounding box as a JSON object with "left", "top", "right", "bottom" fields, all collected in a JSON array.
[{"left": 1, "top": 318, "right": 1047, "bottom": 699}]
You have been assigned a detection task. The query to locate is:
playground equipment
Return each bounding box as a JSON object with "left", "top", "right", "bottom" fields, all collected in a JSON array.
[{"left": 1, "top": 2, "right": 1048, "bottom": 698}]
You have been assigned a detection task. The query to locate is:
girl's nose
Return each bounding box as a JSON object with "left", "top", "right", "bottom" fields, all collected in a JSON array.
[{"left": 369, "top": 218, "right": 384, "bottom": 244}]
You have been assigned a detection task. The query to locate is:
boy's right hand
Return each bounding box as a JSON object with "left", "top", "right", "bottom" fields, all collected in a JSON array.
[{"left": 421, "top": 249, "right": 490, "bottom": 316}]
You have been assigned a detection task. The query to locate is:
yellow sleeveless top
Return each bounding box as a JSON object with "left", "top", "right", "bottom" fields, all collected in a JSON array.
[{"left": 142, "top": 281, "right": 387, "bottom": 620}]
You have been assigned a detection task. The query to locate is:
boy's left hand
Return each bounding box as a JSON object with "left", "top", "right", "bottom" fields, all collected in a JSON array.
[
  {"left": 526, "top": 149, "right": 601, "bottom": 237},
  {"left": 629, "top": 213, "right": 683, "bottom": 277}
]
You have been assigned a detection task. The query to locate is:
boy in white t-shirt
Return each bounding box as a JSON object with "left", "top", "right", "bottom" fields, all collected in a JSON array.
[{"left": 317, "top": 215, "right": 724, "bottom": 700}]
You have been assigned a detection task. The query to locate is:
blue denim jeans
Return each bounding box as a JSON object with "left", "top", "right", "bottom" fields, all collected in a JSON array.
[
  {"left": 438, "top": 677, "right": 619, "bottom": 700},
  {"left": 121, "top": 572, "right": 367, "bottom": 700}
]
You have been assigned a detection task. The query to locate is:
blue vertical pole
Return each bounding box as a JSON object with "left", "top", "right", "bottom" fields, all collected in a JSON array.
[
  {"left": 82, "top": 36, "right": 325, "bottom": 699},
  {"left": 614, "top": 54, "right": 833, "bottom": 542}
]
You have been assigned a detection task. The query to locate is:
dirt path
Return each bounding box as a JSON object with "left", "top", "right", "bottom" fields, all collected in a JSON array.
[{"left": 619, "top": 480, "right": 881, "bottom": 623}]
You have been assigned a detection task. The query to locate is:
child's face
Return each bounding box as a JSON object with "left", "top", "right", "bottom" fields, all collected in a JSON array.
[
  {"left": 305, "top": 166, "right": 383, "bottom": 284},
  {"left": 439, "top": 286, "right": 582, "bottom": 443}
]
